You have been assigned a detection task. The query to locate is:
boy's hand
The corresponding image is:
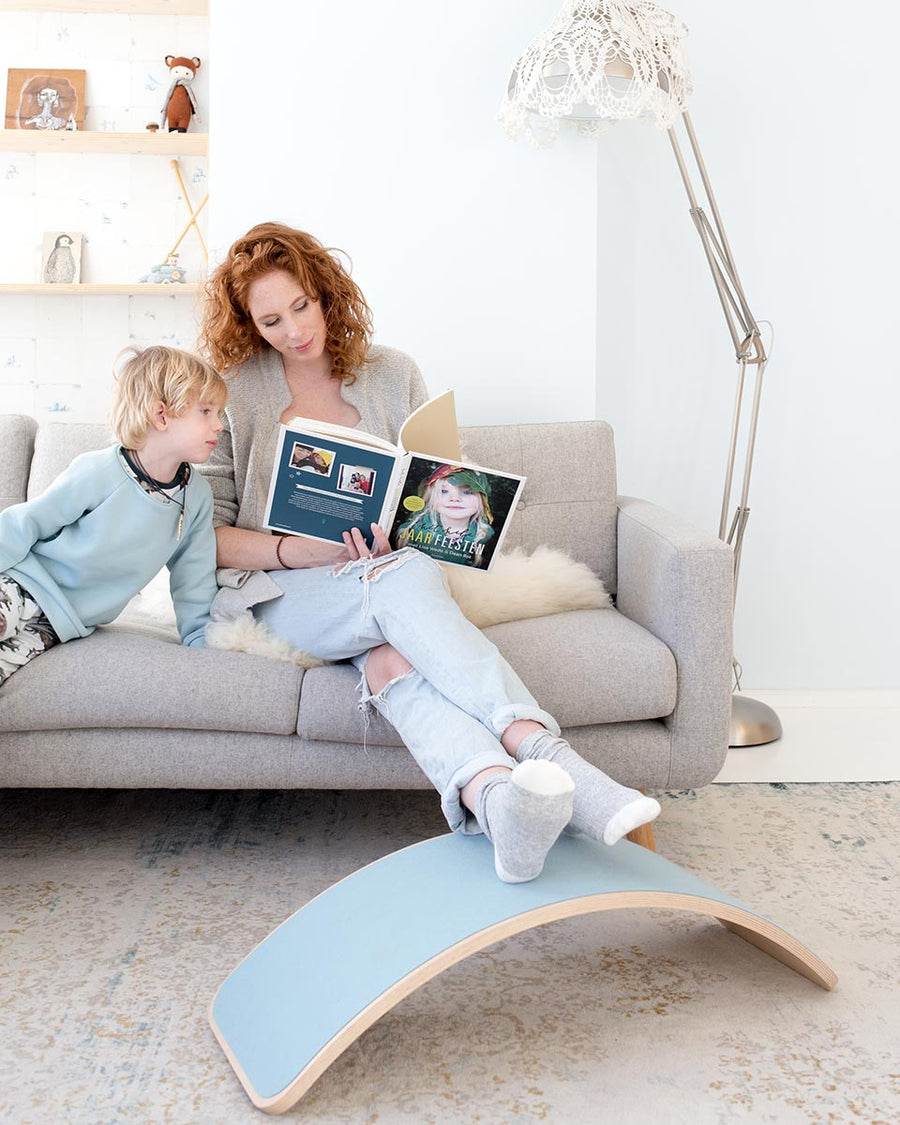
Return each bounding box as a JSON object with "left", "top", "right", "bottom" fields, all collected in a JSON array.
[{"left": 342, "top": 524, "right": 393, "bottom": 560}]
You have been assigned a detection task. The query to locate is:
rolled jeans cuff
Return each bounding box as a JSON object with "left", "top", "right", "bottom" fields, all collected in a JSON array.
[
  {"left": 441, "top": 750, "right": 518, "bottom": 836},
  {"left": 487, "top": 705, "right": 560, "bottom": 739}
]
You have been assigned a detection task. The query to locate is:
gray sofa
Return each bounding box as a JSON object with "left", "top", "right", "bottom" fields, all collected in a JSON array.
[{"left": 0, "top": 413, "right": 733, "bottom": 793}]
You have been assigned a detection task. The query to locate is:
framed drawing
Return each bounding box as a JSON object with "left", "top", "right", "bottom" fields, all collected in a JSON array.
[
  {"left": 41, "top": 232, "right": 83, "bottom": 284},
  {"left": 5, "top": 69, "right": 86, "bottom": 130}
]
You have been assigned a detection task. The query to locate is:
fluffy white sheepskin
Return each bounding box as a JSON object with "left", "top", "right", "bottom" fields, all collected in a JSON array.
[
  {"left": 446, "top": 546, "right": 610, "bottom": 628},
  {"left": 205, "top": 617, "right": 324, "bottom": 667}
]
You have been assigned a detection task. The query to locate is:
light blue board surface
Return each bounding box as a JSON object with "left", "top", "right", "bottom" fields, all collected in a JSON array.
[{"left": 211, "top": 834, "right": 761, "bottom": 1101}]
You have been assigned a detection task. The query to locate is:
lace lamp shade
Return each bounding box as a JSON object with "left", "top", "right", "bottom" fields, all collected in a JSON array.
[{"left": 499, "top": 0, "right": 693, "bottom": 146}]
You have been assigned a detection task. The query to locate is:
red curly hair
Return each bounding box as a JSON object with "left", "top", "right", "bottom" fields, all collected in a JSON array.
[{"left": 199, "top": 222, "right": 373, "bottom": 382}]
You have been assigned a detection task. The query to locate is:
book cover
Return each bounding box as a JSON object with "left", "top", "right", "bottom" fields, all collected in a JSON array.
[{"left": 387, "top": 456, "right": 524, "bottom": 571}]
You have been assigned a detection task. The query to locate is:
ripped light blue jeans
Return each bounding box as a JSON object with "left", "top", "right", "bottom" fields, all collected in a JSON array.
[{"left": 254, "top": 548, "right": 560, "bottom": 833}]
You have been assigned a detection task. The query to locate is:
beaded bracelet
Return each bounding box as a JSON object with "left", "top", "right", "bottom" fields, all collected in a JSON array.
[{"left": 275, "top": 535, "right": 289, "bottom": 569}]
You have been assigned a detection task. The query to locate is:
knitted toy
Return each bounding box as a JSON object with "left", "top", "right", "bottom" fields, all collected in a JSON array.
[{"left": 160, "top": 56, "right": 200, "bottom": 133}]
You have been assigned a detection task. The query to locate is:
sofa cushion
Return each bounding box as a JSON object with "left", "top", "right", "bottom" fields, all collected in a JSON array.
[
  {"left": 298, "top": 608, "right": 676, "bottom": 745},
  {"left": 461, "top": 421, "right": 618, "bottom": 594},
  {"left": 26, "top": 421, "right": 112, "bottom": 499},
  {"left": 0, "top": 630, "right": 304, "bottom": 735}
]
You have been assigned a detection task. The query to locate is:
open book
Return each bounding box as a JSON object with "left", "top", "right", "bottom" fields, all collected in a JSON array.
[{"left": 262, "top": 391, "right": 526, "bottom": 572}]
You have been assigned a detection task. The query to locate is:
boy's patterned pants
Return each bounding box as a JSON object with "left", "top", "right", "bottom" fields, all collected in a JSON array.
[{"left": 0, "top": 574, "right": 59, "bottom": 686}]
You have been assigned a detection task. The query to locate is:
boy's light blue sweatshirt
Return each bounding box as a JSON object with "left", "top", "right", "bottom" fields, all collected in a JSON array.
[{"left": 0, "top": 445, "right": 217, "bottom": 647}]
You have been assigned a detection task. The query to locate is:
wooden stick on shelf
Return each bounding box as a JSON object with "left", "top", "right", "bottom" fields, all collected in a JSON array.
[
  {"left": 169, "top": 159, "right": 208, "bottom": 264},
  {"left": 166, "top": 191, "right": 208, "bottom": 261}
]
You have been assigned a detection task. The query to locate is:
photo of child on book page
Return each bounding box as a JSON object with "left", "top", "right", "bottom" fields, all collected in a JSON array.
[
  {"left": 391, "top": 460, "right": 522, "bottom": 570},
  {"left": 289, "top": 443, "right": 332, "bottom": 475}
]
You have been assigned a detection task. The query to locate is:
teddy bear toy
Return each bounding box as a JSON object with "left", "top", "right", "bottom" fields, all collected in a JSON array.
[{"left": 160, "top": 55, "right": 201, "bottom": 133}]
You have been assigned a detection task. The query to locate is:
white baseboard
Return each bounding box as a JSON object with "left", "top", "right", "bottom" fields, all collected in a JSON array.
[{"left": 712, "top": 690, "right": 900, "bottom": 783}]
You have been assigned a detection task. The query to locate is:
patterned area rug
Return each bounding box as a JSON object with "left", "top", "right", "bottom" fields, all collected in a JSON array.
[{"left": 1, "top": 782, "right": 897, "bottom": 1124}]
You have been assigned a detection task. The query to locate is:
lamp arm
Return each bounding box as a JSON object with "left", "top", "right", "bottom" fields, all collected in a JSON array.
[
  {"left": 667, "top": 114, "right": 765, "bottom": 363},
  {"left": 664, "top": 111, "right": 769, "bottom": 607}
]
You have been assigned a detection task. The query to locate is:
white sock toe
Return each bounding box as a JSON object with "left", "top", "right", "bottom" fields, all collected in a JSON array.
[
  {"left": 602, "top": 796, "right": 661, "bottom": 846},
  {"left": 511, "top": 758, "right": 575, "bottom": 797}
]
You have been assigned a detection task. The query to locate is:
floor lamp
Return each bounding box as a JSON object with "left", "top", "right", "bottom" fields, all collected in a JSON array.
[{"left": 500, "top": 0, "right": 781, "bottom": 747}]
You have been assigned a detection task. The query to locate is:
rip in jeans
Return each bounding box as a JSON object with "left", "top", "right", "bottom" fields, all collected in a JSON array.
[
  {"left": 330, "top": 545, "right": 417, "bottom": 618},
  {"left": 354, "top": 656, "right": 415, "bottom": 754},
  {"left": 332, "top": 547, "right": 420, "bottom": 748}
]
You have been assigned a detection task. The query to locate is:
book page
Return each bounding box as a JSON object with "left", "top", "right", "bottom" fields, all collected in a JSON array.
[
  {"left": 398, "top": 390, "right": 461, "bottom": 461},
  {"left": 283, "top": 415, "right": 397, "bottom": 454},
  {"left": 264, "top": 425, "right": 399, "bottom": 546}
]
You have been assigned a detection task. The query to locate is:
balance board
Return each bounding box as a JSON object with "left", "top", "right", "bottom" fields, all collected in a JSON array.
[{"left": 210, "top": 832, "right": 837, "bottom": 1114}]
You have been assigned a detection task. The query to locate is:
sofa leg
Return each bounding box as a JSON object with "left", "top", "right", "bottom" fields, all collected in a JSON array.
[
  {"left": 626, "top": 789, "right": 656, "bottom": 850},
  {"left": 626, "top": 820, "right": 656, "bottom": 851}
]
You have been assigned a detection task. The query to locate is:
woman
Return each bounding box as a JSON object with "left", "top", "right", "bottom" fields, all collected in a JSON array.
[{"left": 199, "top": 222, "right": 659, "bottom": 883}]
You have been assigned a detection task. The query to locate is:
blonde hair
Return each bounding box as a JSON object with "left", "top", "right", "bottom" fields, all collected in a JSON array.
[
  {"left": 109, "top": 345, "right": 227, "bottom": 449},
  {"left": 199, "top": 222, "right": 373, "bottom": 382}
]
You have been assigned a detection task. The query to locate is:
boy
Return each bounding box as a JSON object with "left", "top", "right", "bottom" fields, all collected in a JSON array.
[{"left": 0, "top": 346, "right": 227, "bottom": 686}]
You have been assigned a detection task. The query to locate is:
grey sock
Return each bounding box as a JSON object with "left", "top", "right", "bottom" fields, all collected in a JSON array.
[
  {"left": 473, "top": 760, "right": 574, "bottom": 883},
  {"left": 515, "top": 730, "right": 661, "bottom": 845}
]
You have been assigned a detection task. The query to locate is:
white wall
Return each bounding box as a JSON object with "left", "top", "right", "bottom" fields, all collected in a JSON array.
[
  {"left": 592, "top": 0, "right": 900, "bottom": 690},
  {"left": 210, "top": 0, "right": 598, "bottom": 424}
]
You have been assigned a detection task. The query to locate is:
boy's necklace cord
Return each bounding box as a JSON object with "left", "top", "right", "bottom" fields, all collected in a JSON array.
[{"left": 129, "top": 449, "right": 187, "bottom": 540}]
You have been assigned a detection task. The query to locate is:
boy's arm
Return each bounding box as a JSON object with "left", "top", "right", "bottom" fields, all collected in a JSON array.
[
  {"left": 0, "top": 453, "right": 110, "bottom": 573},
  {"left": 166, "top": 479, "right": 219, "bottom": 647}
]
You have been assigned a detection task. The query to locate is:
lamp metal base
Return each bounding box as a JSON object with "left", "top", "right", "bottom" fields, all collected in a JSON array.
[{"left": 729, "top": 693, "right": 782, "bottom": 748}]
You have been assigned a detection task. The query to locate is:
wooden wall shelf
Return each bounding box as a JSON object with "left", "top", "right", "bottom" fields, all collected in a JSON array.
[
  {"left": 0, "top": 1, "right": 207, "bottom": 13},
  {"left": 0, "top": 283, "right": 202, "bottom": 295},
  {"left": 0, "top": 1, "right": 209, "bottom": 301},
  {"left": 0, "top": 129, "right": 208, "bottom": 155}
]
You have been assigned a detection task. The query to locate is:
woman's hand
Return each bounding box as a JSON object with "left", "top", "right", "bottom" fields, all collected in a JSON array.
[{"left": 342, "top": 523, "right": 393, "bottom": 560}]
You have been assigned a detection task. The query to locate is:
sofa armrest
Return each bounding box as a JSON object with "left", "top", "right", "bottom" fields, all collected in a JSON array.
[
  {"left": 615, "top": 495, "right": 733, "bottom": 787},
  {"left": 0, "top": 414, "right": 38, "bottom": 512}
]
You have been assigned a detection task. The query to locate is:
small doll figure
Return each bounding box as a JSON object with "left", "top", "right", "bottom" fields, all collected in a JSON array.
[
  {"left": 396, "top": 464, "right": 494, "bottom": 568},
  {"left": 160, "top": 56, "right": 201, "bottom": 133}
]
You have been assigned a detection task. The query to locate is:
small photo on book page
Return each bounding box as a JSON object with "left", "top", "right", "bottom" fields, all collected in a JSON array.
[{"left": 388, "top": 456, "right": 525, "bottom": 571}]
